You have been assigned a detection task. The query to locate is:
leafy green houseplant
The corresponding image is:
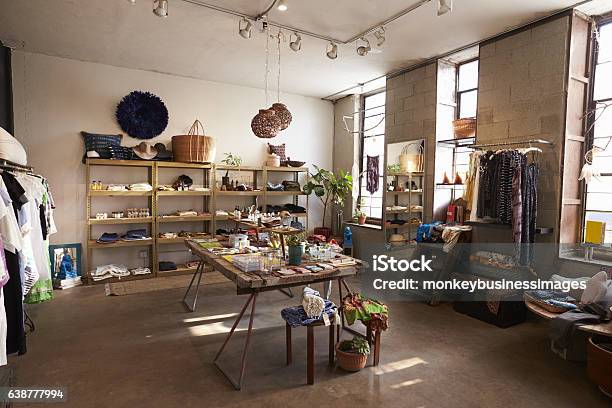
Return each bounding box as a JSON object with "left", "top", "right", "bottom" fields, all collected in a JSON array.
[
  {"left": 354, "top": 207, "right": 367, "bottom": 225},
  {"left": 220, "top": 152, "right": 242, "bottom": 186},
  {"left": 302, "top": 166, "right": 353, "bottom": 229},
  {"left": 336, "top": 336, "right": 370, "bottom": 371}
]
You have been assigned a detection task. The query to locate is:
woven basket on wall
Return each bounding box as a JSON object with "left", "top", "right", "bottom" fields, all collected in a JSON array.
[
  {"left": 452, "top": 117, "right": 476, "bottom": 138},
  {"left": 172, "top": 119, "right": 216, "bottom": 163}
]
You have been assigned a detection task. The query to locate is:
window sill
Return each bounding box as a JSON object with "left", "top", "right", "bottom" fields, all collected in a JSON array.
[
  {"left": 344, "top": 221, "right": 383, "bottom": 231},
  {"left": 559, "top": 252, "right": 612, "bottom": 268}
]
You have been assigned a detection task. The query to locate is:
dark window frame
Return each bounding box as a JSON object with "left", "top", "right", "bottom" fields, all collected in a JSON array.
[
  {"left": 357, "top": 89, "right": 386, "bottom": 221},
  {"left": 455, "top": 57, "right": 479, "bottom": 119}
]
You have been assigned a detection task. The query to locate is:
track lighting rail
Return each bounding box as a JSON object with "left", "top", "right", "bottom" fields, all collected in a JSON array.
[{"left": 181, "top": 0, "right": 431, "bottom": 45}]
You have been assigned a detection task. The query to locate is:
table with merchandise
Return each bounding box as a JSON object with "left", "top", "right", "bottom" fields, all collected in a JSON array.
[{"left": 182, "top": 238, "right": 364, "bottom": 390}]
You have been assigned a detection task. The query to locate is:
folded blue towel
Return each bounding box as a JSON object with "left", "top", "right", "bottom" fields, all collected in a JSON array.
[
  {"left": 97, "top": 233, "right": 119, "bottom": 243},
  {"left": 281, "top": 300, "right": 337, "bottom": 328}
]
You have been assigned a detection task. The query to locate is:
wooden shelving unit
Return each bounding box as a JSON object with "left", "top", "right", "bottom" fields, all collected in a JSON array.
[
  {"left": 86, "top": 159, "right": 310, "bottom": 283},
  {"left": 383, "top": 171, "right": 425, "bottom": 243}
]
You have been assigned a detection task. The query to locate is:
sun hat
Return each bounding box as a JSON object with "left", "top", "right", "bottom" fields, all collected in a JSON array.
[
  {"left": 132, "top": 142, "right": 158, "bottom": 160},
  {"left": 0, "top": 127, "right": 28, "bottom": 166},
  {"left": 154, "top": 143, "right": 172, "bottom": 160}
]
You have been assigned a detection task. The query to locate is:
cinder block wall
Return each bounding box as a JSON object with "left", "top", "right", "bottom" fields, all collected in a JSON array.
[
  {"left": 385, "top": 63, "right": 438, "bottom": 222},
  {"left": 477, "top": 15, "right": 570, "bottom": 243}
]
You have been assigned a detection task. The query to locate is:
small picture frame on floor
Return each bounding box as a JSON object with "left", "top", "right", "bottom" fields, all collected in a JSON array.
[{"left": 49, "top": 243, "right": 82, "bottom": 280}]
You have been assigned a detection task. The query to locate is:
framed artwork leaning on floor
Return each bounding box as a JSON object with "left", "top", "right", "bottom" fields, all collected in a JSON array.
[{"left": 49, "top": 243, "right": 82, "bottom": 280}]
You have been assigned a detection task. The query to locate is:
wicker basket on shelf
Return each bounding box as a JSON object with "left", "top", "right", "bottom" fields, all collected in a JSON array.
[
  {"left": 172, "top": 119, "right": 216, "bottom": 163},
  {"left": 452, "top": 117, "right": 476, "bottom": 138}
]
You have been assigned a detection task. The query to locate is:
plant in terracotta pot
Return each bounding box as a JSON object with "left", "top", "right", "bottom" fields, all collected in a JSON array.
[
  {"left": 336, "top": 336, "right": 370, "bottom": 371},
  {"left": 302, "top": 166, "right": 352, "bottom": 238},
  {"left": 220, "top": 152, "right": 242, "bottom": 187},
  {"left": 286, "top": 233, "right": 306, "bottom": 266},
  {"left": 354, "top": 207, "right": 367, "bottom": 225}
]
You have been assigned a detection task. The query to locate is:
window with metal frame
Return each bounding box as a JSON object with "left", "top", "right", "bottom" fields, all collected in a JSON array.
[
  {"left": 358, "top": 91, "right": 386, "bottom": 220},
  {"left": 456, "top": 59, "right": 479, "bottom": 119},
  {"left": 584, "top": 19, "right": 612, "bottom": 245}
]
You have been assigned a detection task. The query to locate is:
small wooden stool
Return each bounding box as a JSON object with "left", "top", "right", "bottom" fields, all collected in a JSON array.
[{"left": 284, "top": 318, "right": 335, "bottom": 385}]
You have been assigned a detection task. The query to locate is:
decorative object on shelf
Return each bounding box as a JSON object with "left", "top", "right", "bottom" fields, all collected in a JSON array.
[
  {"left": 49, "top": 243, "right": 82, "bottom": 280},
  {"left": 116, "top": 91, "right": 168, "bottom": 139},
  {"left": 442, "top": 171, "right": 451, "bottom": 184},
  {"left": 454, "top": 172, "right": 463, "bottom": 184},
  {"left": 282, "top": 180, "right": 301, "bottom": 191},
  {"left": 452, "top": 117, "right": 476, "bottom": 138},
  {"left": 389, "top": 233, "right": 405, "bottom": 246},
  {"left": 355, "top": 207, "right": 367, "bottom": 225},
  {"left": 399, "top": 141, "right": 424, "bottom": 173},
  {"left": 154, "top": 142, "right": 172, "bottom": 160},
  {"left": 172, "top": 175, "right": 193, "bottom": 191},
  {"left": 336, "top": 336, "right": 370, "bottom": 372},
  {"left": 271, "top": 103, "right": 292, "bottom": 130},
  {"left": 303, "top": 165, "right": 353, "bottom": 230},
  {"left": 268, "top": 143, "right": 287, "bottom": 161},
  {"left": 172, "top": 119, "right": 216, "bottom": 163},
  {"left": 251, "top": 109, "right": 282, "bottom": 139},
  {"left": 286, "top": 233, "right": 306, "bottom": 265},
  {"left": 81, "top": 131, "right": 122, "bottom": 162},
  {"left": 387, "top": 163, "right": 400, "bottom": 173},
  {"left": 285, "top": 158, "right": 305, "bottom": 167},
  {"left": 132, "top": 142, "right": 158, "bottom": 160},
  {"left": 220, "top": 152, "right": 242, "bottom": 188},
  {"left": 265, "top": 152, "right": 281, "bottom": 167}
]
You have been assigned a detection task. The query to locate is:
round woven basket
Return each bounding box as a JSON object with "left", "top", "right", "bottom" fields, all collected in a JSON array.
[
  {"left": 172, "top": 120, "right": 216, "bottom": 163},
  {"left": 336, "top": 344, "right": 368, "bottom": 372},
  {"left": 452, "top": 118, "right": 476, "bottom": 138}
]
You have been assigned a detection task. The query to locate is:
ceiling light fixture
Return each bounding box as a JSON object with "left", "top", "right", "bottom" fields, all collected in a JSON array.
[
  {"left": 277, "top": 0, "right": 288, "bottom": 12},
  {"left": 437, "top": 0, "right": 453, "bottom": 16},
  {"left": 289, "top": 32, "right": 301, "bottom": 52},
  {"left": 239, "top": 18, "right": 253, "bottom": 39},
  {"left": 152, "top": 0, "right": 168, "bottom": 17},
  {"left": 356, "top": 38, "right": 371, "bottom": 56},
  {"left": 326, "top": 42, "right": 338, "bottom": 60},
  {"left": 374, "top": 27, "right": 386, "bottom": 47},
  {"left": 127, "top": 0, "right": 137, "bottom": 4}
]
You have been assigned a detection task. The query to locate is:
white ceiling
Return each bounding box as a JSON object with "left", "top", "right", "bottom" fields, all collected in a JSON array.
[{"left": 0, "top": 0, "right": 597, "bottom": 99}]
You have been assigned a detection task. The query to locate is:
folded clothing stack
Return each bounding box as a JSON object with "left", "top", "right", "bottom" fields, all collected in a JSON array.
[
  {"left": 129, "top": 183, "right": 153, "bottom": 191},
  {"left": 97, "top": 233, "right": 119, "bottom": 244},
  {"left": 122, "top": 229, "right": 149, "bottom": 241},
  {"left": 282, "top": 298, "right": 338, "bottom": 328},
  {"left": 302, "top": 287, "right": 326, "bottom": 318},
  {"left": 158, "top": 261, "right": 177, "bottom": 271},
  {"left": 266, "top": 182, "right": 284, "bottom": 191},
  {"left": 131, "top": 267, "right": 151, "bottom": 276},
  {"left": 91, "top": 264, "right": 130, "bottom": 281}
]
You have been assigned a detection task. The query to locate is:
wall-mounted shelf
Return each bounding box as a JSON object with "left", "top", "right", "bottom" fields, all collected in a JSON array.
[{"left": 88, "top": 217, "right": 153, "bottom": 225}]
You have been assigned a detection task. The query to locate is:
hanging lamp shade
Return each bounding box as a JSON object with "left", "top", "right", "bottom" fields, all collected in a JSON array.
[
  {"left": 270, "top": 103, "right": 292, "bottom": 130},
  {"left": 251, "top": 109, "right": 282, "bottom": 138}
]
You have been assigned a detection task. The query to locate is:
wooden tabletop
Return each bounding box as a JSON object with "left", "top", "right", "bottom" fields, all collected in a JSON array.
[
  {"left": 185, "top": 240, "right": 361, "bottom": 294},
  {"left": 525, "top": 301, "right": 612, "bottom": 337}
]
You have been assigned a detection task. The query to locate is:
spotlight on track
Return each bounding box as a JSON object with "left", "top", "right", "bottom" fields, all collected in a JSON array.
[
  {"left": 239, "top": 18, "right": 252, "bottom": 39},
  {"left": 356, "top": 37, "right": 371, "bottom": 56},
  {"left": 153, "top": 0, "right": 168, "bottom": 17},
  {"left": 326, "top": 42, "right": 338, "bottom": 60},
  {"left": 289, "top": 32, "right": 302, "bottom": 52}
]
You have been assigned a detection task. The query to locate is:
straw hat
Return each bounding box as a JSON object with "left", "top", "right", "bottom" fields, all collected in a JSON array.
[
  {"left": 0, "top": 127, "right": 27, "bottom": 166},
  {"left": 132, "top": 142, "right": 158, "bottom": 160}
]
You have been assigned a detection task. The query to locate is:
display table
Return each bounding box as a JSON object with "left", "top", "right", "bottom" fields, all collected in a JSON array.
[
  {"left": 182, "top": 239, "right": 364, "bottom": 390},
  {"left": 229, "top": 215, "right": 302, "bottom": 258}
]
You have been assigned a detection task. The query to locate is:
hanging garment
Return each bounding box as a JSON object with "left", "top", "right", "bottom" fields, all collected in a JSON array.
[
  {"left": 511, "top": 165, "right": 523, "bottom": 244},
  {"left": 520, "top": 163, "right": 539, "bottom": 265},
  {"left": 366, "top": 155, "right": 380, "bottom": 195}
]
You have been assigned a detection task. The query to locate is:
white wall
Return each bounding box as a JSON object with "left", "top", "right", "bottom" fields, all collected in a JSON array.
[{"left": 11, "top": 51, "right": 333, "bottom": 255}]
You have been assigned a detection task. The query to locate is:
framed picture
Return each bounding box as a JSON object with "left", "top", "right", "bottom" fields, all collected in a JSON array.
[{"left": 49, "top": 243, "right": 82, "bottom": 280}]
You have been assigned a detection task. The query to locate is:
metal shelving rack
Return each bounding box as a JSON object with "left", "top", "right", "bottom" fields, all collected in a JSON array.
[{"left": 383, "top": 171, "right": 425, "bottom": 243}]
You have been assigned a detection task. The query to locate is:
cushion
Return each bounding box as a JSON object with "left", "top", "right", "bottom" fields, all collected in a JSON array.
[
  {"left": 81, "top": 131, "right": 122, "bottom": 159},
  {"left": 0, "top": 127, "right": 27, "bottom": 166},
  {"left": 268, "top": 143, "right": 286, "bottom": 161},
  {"left": 108, "top": 145, "right": 134, "bottom": 160},
  {"left": 581, "top": 271, "right": 608, "bottom": 304},
  {"left": 550, "top": 274, "right": 589, "bottom": 300}
]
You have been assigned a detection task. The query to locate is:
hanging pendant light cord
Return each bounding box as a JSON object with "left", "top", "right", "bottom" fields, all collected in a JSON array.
[
  {"left": 277, "top": 30, "right": 281, "bottom": 103},
  {"left": 264, "top": 24, "right": 270, "bottom": 107}
]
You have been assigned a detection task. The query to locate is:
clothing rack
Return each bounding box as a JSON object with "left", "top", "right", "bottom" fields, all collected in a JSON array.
[{"left": 467, "top": 138, "right": 554, "bottom": 150}]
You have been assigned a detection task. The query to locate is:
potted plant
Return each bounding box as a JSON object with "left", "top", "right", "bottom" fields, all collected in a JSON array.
[
  {"left": 286, "top": 233, "right": 306, "bottom": 266},
  {"left": 354, "top": 208, "right": 367, "bottom": 225},
  {"left": 302, "top": 166, "right": 352, "bottom": 238},
  {"left": 220, "top": 152, "right": 242, "bottom": 188},
  {"left": 336, "top": 336, "right": 370, "bottom": 371}
]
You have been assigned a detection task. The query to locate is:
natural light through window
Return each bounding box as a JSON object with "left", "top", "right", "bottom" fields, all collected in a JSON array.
[
  {"left": 585, "top": 21, "right": 612, "bottom": 245},
  {"left": 359, "top": 91, "right": 386, "bottom": 219}
]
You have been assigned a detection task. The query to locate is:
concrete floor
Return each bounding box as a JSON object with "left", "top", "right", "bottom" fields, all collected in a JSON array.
[{"left": 12, "top": 278, "right": 611, "bottom": 408}]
